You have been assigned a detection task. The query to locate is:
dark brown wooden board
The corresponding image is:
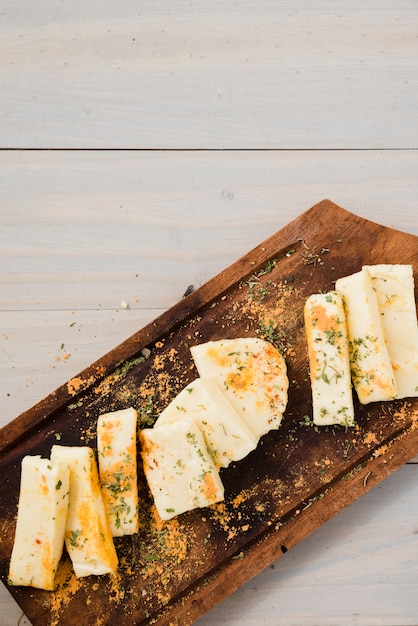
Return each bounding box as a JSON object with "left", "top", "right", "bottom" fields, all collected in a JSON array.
[{"left": 1, "top": 200, "right": 417, "bottom": 626}]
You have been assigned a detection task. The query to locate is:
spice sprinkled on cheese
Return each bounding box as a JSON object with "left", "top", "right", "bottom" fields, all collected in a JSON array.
[
  {"left": 8, "top": 455, "right": 70, "bottom": 590},
  {"left": 50, "top": 446, "right": 118, "bottom": 578},
  {"left": 335, "top": 268, "right": 397, "bottom": 404},
  {"left": 304, "top": 291, "right": 355, "bottom": 426},
  {"left": 364, "top": 264, "right": 418, "bottom": 399},
  {"left": 140, "top": 418, "right": 224, "bottom": 520},
  {"left": 97, "top": 407, "right": 139, "bottom": 536},
  {"left": 190, "top": 337, "right": 288, "bottom": 439},
  {"left": 154, "top": 376, "right": 258, "bottom": 468}
]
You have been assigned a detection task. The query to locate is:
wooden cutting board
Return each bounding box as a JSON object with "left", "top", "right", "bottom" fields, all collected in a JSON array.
[{"left": 1, "top": 199, "right": 417, "bottom": 626}]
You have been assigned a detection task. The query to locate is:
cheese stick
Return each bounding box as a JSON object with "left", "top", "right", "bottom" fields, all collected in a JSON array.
[
  {"left": 97, "top": 407, "right": 139, "bottom": 536},
  {"left": 154, "top": 376, "right": 258, "bottom": 468},
  {"left": 140, "top": 417, "right": 224, "bottom": 520},
  {"left": 50, "top": 445, "right": 118, "bottom": 578},
  {"left": 8, "top": 455, "right": 70, "bottom": 590},
  {"left": 364, "top": 264, "right": 418, "bottom": 399},
  {"left": 304, "top": 291, "right": 355, "bottom": 426},
  {"left": 335, "top": 268, "right": 397, "bottom": 404},
  {"left": 190, "top": 338, "right": 288, "bottom": 439}
]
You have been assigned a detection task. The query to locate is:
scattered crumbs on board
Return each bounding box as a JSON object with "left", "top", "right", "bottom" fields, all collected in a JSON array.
[
  {"left": 229, "top": 274, "right": 302, "bottom": 355},
  {"left": 79, "top": 414, "right": 95, "bottom": 444},
  {"left": 142, "top": 506, "right": 190, "bottom": 579},
  {"left": 210, "top": 502, "right": 241, "bottom": 540},
  {"left": 47, "top": 560, "right": 83, "bottom": 626},
  {"left": 293, "top": 475, "right": 307, "bottom": 491},
  {"left": 396, "top": 401, "right": 418, "bottom": 431},
  {"left": 410, "top": 407, "right": 418, "bottom": 430},
  {"left": 208, "top": 478, "right": 286, "bottom": 542},
  {"left": 363, "top": 431, "right": 378, "bottom": 446},
  {"left": 67, "top": 375, "right": 96, "bottom": 397},
  {"left": 373, "top": 444, "right": 390, "bottom": 458}
]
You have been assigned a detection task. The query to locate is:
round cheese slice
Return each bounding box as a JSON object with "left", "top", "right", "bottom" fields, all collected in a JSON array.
[{"left": 190, "top": 337, "right": 288, "bottom": 440}]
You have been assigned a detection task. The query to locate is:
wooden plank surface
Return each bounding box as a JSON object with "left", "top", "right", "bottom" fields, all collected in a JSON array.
[
  {"left": 1, "top": 149, "right": 417, "bottom": 310},
  {"left": 1, "top": 149, "right": 418, "bottom": 422},
  {"left": 2, "top": 467, "right": 417, "bottom": 626},
  {"left": 1, "top": 0, "right": 418, "bottom": 623},
  {"left": 1, "top": 0, "right": 417, "bottom": 148},
  {"left": 197, "top": 463, "right": 418, "bottom": 626},
  {"left": 2, "top": 203, "right": 418, "bottom": 624}
]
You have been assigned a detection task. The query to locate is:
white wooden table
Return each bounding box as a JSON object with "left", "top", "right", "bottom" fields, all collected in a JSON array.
[{"left": 1, "top": 2, "right": 417, "bottom": 625}]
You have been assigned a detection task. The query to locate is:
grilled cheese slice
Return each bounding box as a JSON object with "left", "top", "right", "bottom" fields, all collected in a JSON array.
[
  {"left": 335, "top": 268, "right": 397, "bottom": 404},
  {"left": 364, "top": 264, "right": 418, "bottom": 399},
  {"left": 50, "top": 445, "right": 118, "bottom": 578},
  {"left": 140, "top": 417, "right": 224, "bottom": 520},
  {"left": 154, "top": 376, "right": 258, "bottom": 468},
  {"left": 8, "top": 455, "right": 70, "bottom": 590},
  {"left": 304, "top": 291, "right": 355, "bottom": 426},
  {"left": 190, "top": 338, "right": 288, "bottom": 439},
  {"left": 97, "top": 407, "right": 139, "bottom": 536}
]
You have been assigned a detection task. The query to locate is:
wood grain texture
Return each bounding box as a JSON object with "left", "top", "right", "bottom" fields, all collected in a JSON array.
[
  {"left": 1, "top": 148, "right": 418, "bottom": 423},
  {"left": 1, "top": 0, "right": 418, "bottom": 622},
  {"left": 1, "top": 0, "right": 417, "bottom": 148},
  {"left": 2, "top": 467, "right": 418, "bottom": 626},
  {"left": 1, "top": 201, "right": 417, "bottom": 625},
  {"left": 196, "top": 464, "right": 418, "bottom": 626},
  {"left": 1, "top": 149, "right": 417, "bottom": 310}
]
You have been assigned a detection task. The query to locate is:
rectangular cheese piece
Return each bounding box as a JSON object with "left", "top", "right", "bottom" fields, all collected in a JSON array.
[
  {"left": 304, "top": 291, "right": 355, "bottom": 426},
  {"left": 50, "top": 445, "right": 118, "bottom": 577},
  {"left": 8, "top": 455, "right": 69, "bottom": 590},
  {"left": 335, "top": 268, "right": 397, "bottom": 404},
  {"left": 154, "top": 377, "right": 258, "bottom": 468},
  {"left": 364, "top": 264, "right": 418, "bottom": 399},
  {"left": 140, "top": 417, "right": 224, "bottom": 520},
  {"left": 97, "top": 407, "right": 139, "bottom": 536}
]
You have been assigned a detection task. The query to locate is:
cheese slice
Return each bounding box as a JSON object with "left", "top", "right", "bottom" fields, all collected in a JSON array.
[
  {"left": 304, "top": 291, "right": 355, "bottom": 426},
  {"left": 97, "top": 407, "right": 139, "bottom": 536},
  {"left": 335, "top": 268, "right": 397, "bottom": 404},
  {"left": 50, "top": 445, "right": 118, "bottom": 577},
  {"left": 140, "top": 417, "right": 224, "bottom": 520},
  {"left": 190, "top": 338, "right": 288, "bottom": 439},
  {"left": 364, "top": 264, "right": 418, "bottom": 399},
  {"left": 8, "top": 455, "right": 70, "bottom": 590},
  {"left": 154, "top": 376, "right": 258, "bottom": 468}
]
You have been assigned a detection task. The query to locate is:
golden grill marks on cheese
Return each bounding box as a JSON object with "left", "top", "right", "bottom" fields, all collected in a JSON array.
[
  {"left": 190, "top": 338, "right": 288, "bottom": 439},
  {"left": 97, "top": 407, "right": 139, "bottom": 537},
  {"left": 364, "top": 264, "right": 418, "bottom": 399},
  {"left": 139, "top": 417, "right": 224, "bottom": 521},
  {"left": 154, "top": 376, "right": 258, "bottom": 468},
  {"left": 335, "top": 268, "right": 397, "bottom": 404},
  {"left": 50, "top": 445, "right": 118, "bottom": 578},
  {"left": 304, "top": 291, "right": 355, "bottom": 427},
  {"left": 8, "top": 455, "right": 70, "bottom": 590}
]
